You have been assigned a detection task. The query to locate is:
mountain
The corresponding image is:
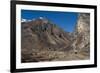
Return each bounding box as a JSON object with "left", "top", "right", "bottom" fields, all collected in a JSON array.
[
  {"left": 21, "top": 14, "right": 90, "bottom": 62},
  {"left": 21, "top": 17, "right": 72, "bottom": 50}
]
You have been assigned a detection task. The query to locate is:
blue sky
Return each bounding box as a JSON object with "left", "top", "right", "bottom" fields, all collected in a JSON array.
[{"left": 21, "top": 10, "right": 78, "bottom": 32}]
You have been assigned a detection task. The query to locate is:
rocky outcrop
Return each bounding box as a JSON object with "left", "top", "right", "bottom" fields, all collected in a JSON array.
[{"left": 72, "top": 13, "right": 90, "bottom": 54}]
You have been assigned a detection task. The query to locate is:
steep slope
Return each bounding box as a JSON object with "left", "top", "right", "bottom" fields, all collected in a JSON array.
[
  {"left": 21, "top": 17, "right": 71, "bottom": 51},
  {"left": 72, "top": 13, "right": 90, "bottom": 55}
]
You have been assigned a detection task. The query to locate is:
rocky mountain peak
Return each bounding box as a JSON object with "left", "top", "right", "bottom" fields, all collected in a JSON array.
[{"left": 31, "top": 17, "right": 49, "bottom": 25}]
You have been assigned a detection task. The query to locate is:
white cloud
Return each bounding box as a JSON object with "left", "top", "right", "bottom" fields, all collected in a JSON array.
[{"left": 21, "top": 18, "right": 27, "bottom": 22}]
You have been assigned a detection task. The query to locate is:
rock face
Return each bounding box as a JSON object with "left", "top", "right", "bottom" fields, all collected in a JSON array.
[
  {"left": 21, "top": 13, "right": 90, "bottom": 62},
  {"left": 72, "top": 13, "right": 90, "bottom": 54}
]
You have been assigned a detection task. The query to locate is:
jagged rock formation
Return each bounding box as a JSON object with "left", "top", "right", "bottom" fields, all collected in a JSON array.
[
  {"left": 72, "top": 13, "right": 90, "bottom": 55},
  {"left": 21, "top": 13, "right": 90, "bottom": 62}
]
